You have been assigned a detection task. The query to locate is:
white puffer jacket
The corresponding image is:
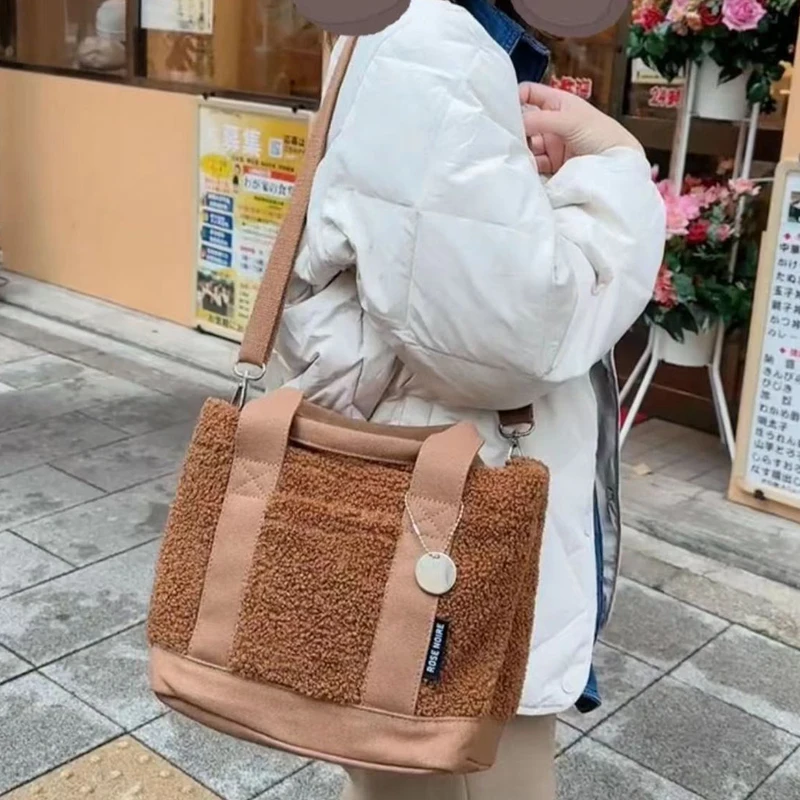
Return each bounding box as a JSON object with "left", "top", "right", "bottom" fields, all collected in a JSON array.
[{"left": 268, "top": 0, "right": 666, "bottom": 714}]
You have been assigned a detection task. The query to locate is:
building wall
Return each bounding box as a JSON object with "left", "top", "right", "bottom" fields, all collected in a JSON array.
[
  {"left": 0, "top": 69, "right": 197, "bottom": 324},
  {"left": 781, "top": 27, "right": 800, "bottom": 160}
]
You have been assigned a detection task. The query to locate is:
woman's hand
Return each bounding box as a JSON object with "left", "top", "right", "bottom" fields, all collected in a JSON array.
[{"left": 520, "top": 83, "right": 643, "bottom": 176}]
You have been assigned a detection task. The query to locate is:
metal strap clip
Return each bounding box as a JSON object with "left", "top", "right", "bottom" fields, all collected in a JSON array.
[
  {"left": 231, "top": 362, "right": 266, "bottom": 409},
  {"left": 498, "top": 419, "right": 535, "bottom": 460}
]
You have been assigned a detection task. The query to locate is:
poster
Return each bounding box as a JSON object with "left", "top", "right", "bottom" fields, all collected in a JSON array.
[
  {"left": 195, "top": 102, "right": 310, "bottom": 340},
  {"left": 742, "top": 169, "right": 800, "bottom": 496},
  {"left": 142, "top": 0, "right": 215, "bottom": 34},
  {"left": 631, "top": 58, "right": 685, "bottom": 86}
]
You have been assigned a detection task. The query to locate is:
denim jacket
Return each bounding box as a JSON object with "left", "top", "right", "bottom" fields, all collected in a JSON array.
[
  {"left": 457, "top": 0, "right": 550, "bottom": 83},
  {"left": 458, "top": 0, "right": 604, "bottom": 715}
]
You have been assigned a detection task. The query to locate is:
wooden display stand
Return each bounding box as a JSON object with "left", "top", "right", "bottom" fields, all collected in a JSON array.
[{"left": 620, "top": 60, "right": 761, "bottom": 461}]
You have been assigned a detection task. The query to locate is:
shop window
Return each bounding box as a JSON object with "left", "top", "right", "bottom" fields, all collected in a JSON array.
[
  {"left": 537, "top": 25, "right": 627, "bottom": 117},
  {"left": 144, "top": 0, "right": 322, "bottom": 101},
  {"left": 0, "top": 0, "right": 321, "bottom": 103},
  {"left": 11, "top": 0, "right": 128, "bottom": 75}
]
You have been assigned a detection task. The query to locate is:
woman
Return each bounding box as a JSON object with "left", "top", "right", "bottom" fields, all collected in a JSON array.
[{"left": 269, "top": 0, "right": 666, "bottom": 796}]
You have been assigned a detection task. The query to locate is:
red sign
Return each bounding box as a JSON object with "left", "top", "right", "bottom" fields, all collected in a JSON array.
[
  {"left": 550, "top": 76, "right": 592, "bottom": 101},
  {"left": 648, "top": 85, "right": 683, "bottom": 109}
]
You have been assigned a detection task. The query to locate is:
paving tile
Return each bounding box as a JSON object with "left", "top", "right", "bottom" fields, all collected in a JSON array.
[
  {"left": 135, "top": 713, "right": 307, "bottom": 800},
  {"left": 561, "top": 643, "right": 661, "bottom": 731},
  {"left": 750, "top": 747, "right": 800, "bottom": 800},
  {"left": 0, "top": 541, "right": 159, "bottom": 664},
  {"left": 0, "top": 672, "right": 120, "bottom": 795},
  {"left": 69, "top": 347, "right": 201, "bottom": 394},
  {"left": 623, "top": 526, "right": 800, "bottom": 648},
  {"left": 673, "top": 626, "right": 800, "bottom": 736},
  {"left": 70, "top": 347, "right": 232, "bottom": 399},
  {"left": 556, "top": 721, "right": 582, "bottom": 753},
  {"left": 3, "top": 736, "right": 221, "bottom": 800},
  {"left": 52, "top": 422, "right": 194, "bottom": 492},
  {"left": 622, "top": 465, "right": 800, "bottom": 591},
  {"left": 0, "top": 644, "right": 30, "bottom": 683},
  {"left": 0, "top": 319, "right": 90, "bottom": 356},
  {"left": 620, "top": 548, "right": 681, "bottom": 590},
  {"left": 0, "top": 371, "right": 152, "bottom": 433},
  {"left": 660, "top": 455, "right": 728, "bottom": 483},
  {"left": 0, "top": 531, "right": 72, "bottom": 598},
  {"left": 16, "top": 474, "right": 176, "bottom": 566},
  {"left": 600, "top": 578, "right": 728, "bottom": 669},
  {"left": 0, "top": 334, "right": 43, "bottom": 364},
  {"left": 622, "top": 444, "right": 688, "bottom": 473},
  {"left": 619, "top": 438, "right": 651, "bottom": 465},
  {"left": 663, "top": 570, "right": 800, "bottom": 649},
  {"left": 556, "top": 738, "right": 703, "bottom": 800},
  {"left": 81, "top": 390, "right": 201, "bottom": 435},
  {"left": 0, "top": 381, "right": 13, "bottom": 393},
  {"left": 42, "top": 625, "right": 165, "bottom": 731},
  {"left": 0, "top": 353, "right": 89, "bottom": 389},
  {"left": 0, "top": 465, "right": 102, "bottom": 529},
  {"left": 694, "top": 467, "right": 731, "bottom": 493},
  {"left": 0, "top": 411, "right": 126, "bottom": 478},
  {"left": 256, "top": 762, "right": 345, "bottom": 800},
  {"left": 593, "top": 677, "right": 799, "bottom": 800},
  {"left": 625, "top": 419, "right": 691, "bottom": 448}
]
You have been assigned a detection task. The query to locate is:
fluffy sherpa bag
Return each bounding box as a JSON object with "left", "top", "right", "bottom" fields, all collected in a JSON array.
[{"left": 147, "top": 37, "right": 549, "bottom": 775}]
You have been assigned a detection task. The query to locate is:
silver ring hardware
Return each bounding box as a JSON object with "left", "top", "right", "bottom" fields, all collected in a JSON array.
[
  {"left": 231, "top": 362, "right": 267, "bottom": 410},
  {"left": 498, "top": 421, "right": 534, "bottom": 460}
]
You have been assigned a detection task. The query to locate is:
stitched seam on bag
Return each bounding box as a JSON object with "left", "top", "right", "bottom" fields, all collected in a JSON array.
[{"left": 229, "top": 456, "right": 279, "bottom": 498}]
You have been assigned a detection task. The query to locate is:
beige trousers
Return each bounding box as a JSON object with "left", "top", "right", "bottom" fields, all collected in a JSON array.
[{"left": 340, "top": 715, "right": 557, "bottom": 800}]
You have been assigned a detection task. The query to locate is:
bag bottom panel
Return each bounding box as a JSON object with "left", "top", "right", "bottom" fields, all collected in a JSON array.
[{"left": 149, "top": 646, "right": 500, "bottom": 775}]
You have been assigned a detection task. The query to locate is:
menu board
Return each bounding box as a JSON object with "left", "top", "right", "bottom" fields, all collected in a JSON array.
[
  {"left": 195, "top": 100, "right": 310, "bottom": 341},
  {"left": 142, "top": 0, "right": 214, "bottom": 34},
  {"left": 731, "top": 162, "right": 800, "bottom": 521}
]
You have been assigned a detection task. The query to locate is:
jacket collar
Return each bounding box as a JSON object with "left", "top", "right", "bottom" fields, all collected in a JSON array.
[{"left": 457, "top": 0, "right": 549, "bottom": 83}]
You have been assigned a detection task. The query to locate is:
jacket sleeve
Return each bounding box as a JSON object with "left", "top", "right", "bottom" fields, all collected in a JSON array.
[{"left": 306, "top": 15, "right": 666, "bottom": 411}]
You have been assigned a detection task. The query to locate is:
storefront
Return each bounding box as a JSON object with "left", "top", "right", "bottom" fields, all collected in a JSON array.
[
  {"left": 0, "top": 0, "right": 322, "bottom": 330},
  {"left": 542, "top": 16, "right": 799, "bottom": 433},
  {"left": 0, "top": 1, "right": 799, "bottom": 433}
]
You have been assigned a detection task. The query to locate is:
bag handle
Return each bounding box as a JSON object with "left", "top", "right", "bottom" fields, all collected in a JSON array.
[{"left": 235, "top": 37, "right": 534, "bottom": 437}]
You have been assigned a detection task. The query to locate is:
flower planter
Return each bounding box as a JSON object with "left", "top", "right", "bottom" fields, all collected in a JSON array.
[
  {"left": 653, "top": 325, "right": 717, "bottom": 368},
  {"left": 693, "top": 58, "right": 750, "bottom": 121}
]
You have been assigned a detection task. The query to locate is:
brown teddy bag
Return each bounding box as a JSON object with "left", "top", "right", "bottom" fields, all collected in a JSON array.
[{"left": 147, "top": 37, "right": 549, "bottom": 775}]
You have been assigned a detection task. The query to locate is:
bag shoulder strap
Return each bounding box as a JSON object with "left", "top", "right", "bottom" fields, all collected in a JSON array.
[
  {"left": 238, "top": 36, "right": 358, "bottom": 370},
  {"left": 235, "top": 36, "right": 533, "bottom": 433}
]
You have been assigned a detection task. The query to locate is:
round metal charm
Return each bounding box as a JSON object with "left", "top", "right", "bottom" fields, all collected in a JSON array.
[{"left": 415, "top": 553, "right": 457, "bottom": 596}]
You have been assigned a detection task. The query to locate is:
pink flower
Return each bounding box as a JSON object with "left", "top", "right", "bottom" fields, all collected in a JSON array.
[
  {"left": 722, "top": 0, "right": 766, "bottom": 31},
  {"left": 667, "top": 0, "right": 692, "bottom": 21},
  {"left": 654, "top": 265, "right": 679, "bottom": 308},
  {"left": 714, "top": 223, "right": 734, "bottom": 241},
  {"left": 678, "top": 192, "right": 702, "bottom": 221},
  {"left": 700, "top": 183, "right": 731, "bottom": 207},
  {"left": 658, "top": 180, "right": 702, "bottom": 237},
  {"left": 729, "top": 177, "right": 761, "bottom": 197}
]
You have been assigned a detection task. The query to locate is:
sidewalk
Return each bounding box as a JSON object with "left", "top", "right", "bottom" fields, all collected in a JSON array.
[{"left": 1, "top": 284, "right": 800, "bottom": 799}]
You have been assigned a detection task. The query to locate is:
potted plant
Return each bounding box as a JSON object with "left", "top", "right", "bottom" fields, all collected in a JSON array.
[
  {"left": 645, "top": 170, "right": 760, "bottom": 366},
  {"left": 628, "top": 0, "right": 798, "bottom": 119}
]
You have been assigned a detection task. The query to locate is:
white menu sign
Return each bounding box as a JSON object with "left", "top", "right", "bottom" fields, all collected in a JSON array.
[
  {"left": 744, "top": 170, "right": 800, "bottom": 496},
  {"left": 142, "top": 0, "right": 214, "bottom": 34}
]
